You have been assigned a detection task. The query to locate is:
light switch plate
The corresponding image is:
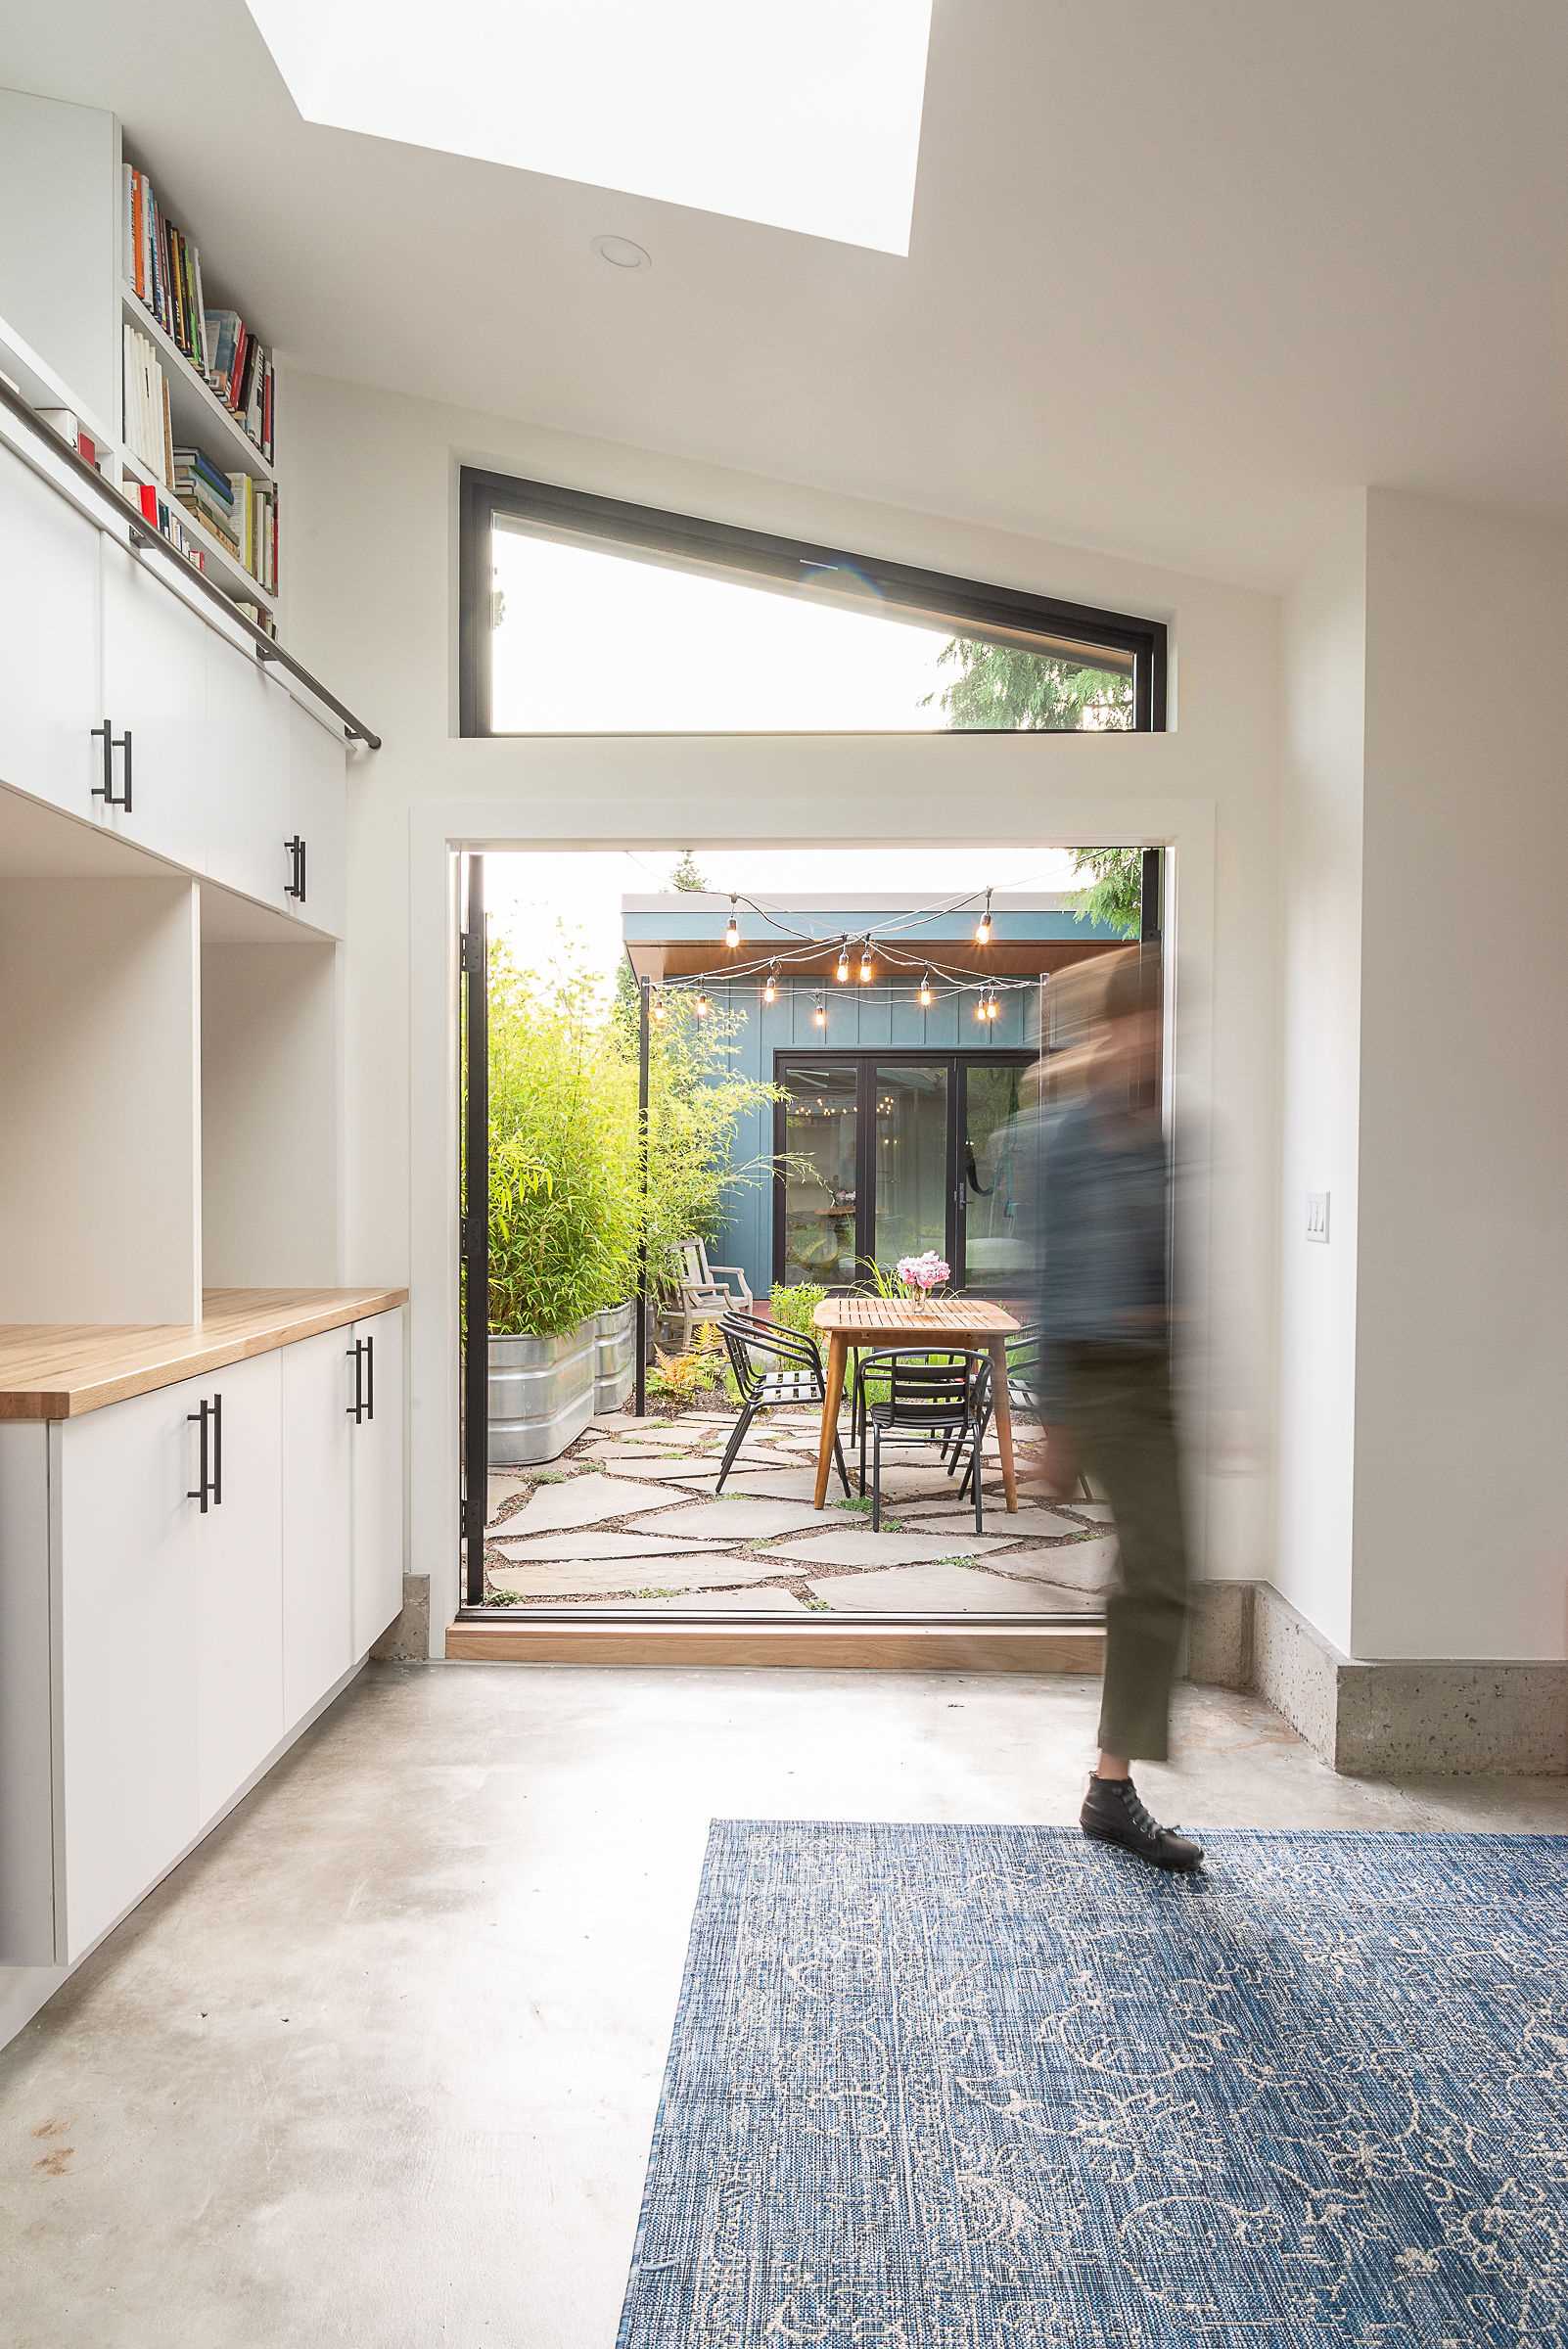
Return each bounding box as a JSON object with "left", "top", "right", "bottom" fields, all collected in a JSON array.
[{"left": 1306, "top": 1191, "right": 1330, "bottom": 1243}]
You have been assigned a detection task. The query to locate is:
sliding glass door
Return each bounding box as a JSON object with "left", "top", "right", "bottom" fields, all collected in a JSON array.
[
  {"left": 872, "top": 1064, "right": 950, "bottom": 1270},
  {"left": 775, "top": 1052, "right": 1032, "bottom": 1292},
  {"left": 778, "top": 1062, "right": 860, "bottom": 1287},
  {"left": 958, "top": 1061, "right": 1032, "bottom": 1295}
]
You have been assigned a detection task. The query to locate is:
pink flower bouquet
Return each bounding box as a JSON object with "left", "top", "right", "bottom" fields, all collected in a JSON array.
[{"left": 896, "top": 1250, "right": 950, "bottom": 1309}]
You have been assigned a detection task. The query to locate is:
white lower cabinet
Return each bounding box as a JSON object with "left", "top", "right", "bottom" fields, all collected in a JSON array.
[
  {"left": 350, "top": 1308, "right": 405, "bottom": 1652},
  {"left": 281, "top": 1330, "right": 354, "bottom": 1719},
  {"left": 55, "top": 1377, "right": 204, "bottom": 1962},
  {"left": 0, "top": 1308, "right": 405, "bottom": 1970},
  {"left": 194, "top": 1352, "right": 284, "bottom": 1820}
]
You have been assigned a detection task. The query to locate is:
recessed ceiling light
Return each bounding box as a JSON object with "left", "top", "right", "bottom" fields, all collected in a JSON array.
[
  {"left": 592, "top": 235, "right": 651, "bottom": 272},
  {"left": 242, "top": 0, "right": 933, "bottom": 254}
]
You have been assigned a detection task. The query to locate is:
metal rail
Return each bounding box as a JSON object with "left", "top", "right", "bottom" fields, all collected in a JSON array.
[{"left": 0, "top": 372, "right": 382, "bottom": 751}]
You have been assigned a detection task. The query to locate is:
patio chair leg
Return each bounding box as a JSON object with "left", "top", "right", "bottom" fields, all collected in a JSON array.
[
  {"left": 714, "top": 1395, "right": 759, "bottom": 1496},
  {"left": 858, "top": 1405, "right": 868, "bottom": 1499},
  {"left": 972, "top": 1422, "right": 985, "bottom": 1535},
  {"left": 871, "top": 1426, "right": 882, "bottom": 1532},
  {"left": 831, "top": 1429, "right": 851, "bottom": 1499}
]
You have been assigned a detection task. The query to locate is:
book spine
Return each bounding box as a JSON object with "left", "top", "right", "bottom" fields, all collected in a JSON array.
[{"left": 190, "top": 242, "right": 208, "bottom": 373}]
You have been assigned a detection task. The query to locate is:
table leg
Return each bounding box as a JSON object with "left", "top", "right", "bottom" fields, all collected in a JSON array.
[
  {"left": 813, "top": 1334, "right": 849, "bottom": 1508},
  {"left": 988, "top": 1338, "right": 1019, "bottom": 1512}
]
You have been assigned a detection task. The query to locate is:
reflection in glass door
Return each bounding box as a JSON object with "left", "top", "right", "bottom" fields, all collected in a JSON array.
[
  {"left": 778, "top": 1061, "right": 859, "bottom": 1286},
  {"left": 872, "top": 1064, "right": 949, "bottom": 1270},
  {"left": 960, "top": 1062, "right": 1031, "bottom": 1293}
]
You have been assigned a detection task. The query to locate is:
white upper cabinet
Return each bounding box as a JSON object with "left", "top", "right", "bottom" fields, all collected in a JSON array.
[
  {"left": 98, "top": 534, "right": 210, "bottom": 874},
  {"left": 0, "top": 436, "right": 101, "bottom": 813},
  {"left": 284, "top": 695, "right": 348, "bottom": 938},
  {"left": 203, "top": 625, "right": 292, "bottom": 909}
]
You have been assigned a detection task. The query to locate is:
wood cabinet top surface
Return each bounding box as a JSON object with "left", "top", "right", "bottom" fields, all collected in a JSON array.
[{"left": 0, "top": 1288, "right": 408, "bottom": 1419}]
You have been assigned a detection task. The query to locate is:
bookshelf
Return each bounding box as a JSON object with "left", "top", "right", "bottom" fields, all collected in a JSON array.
[
  {"left": 118, "top": 283, "right": 277, "bottom": 488},
  {"left": 0, "top": 89, "right": 283, "bottom": 631}
]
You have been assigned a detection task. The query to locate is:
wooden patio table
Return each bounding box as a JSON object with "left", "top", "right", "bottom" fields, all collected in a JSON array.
[{"left": 810, "top": 1295, "right": 1022, "bottom": 1511}]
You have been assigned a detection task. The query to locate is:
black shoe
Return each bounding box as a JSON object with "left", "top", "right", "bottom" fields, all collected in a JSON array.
[{"left": 1081, "top": 1773, "right": 1204, "bottom": 1871}]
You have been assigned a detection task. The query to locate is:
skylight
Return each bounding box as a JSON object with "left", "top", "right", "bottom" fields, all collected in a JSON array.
[{"left": 244, "top": 0, "right": 934, "bottom": 254}]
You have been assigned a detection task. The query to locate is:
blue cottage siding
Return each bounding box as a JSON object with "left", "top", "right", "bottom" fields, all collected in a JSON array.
[{"left": 701, "top": 981, "right": 1038, "bottom": 1301}]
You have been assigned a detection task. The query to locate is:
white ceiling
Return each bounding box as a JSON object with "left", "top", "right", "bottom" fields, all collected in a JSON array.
[{"left": 4, "top": 1, "right": 1565, "bottom": 588}]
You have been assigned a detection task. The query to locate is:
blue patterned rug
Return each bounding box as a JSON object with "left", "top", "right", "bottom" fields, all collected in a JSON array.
[{"left": 618, "top": 1821, "right": 1568, "bottom": 2347}]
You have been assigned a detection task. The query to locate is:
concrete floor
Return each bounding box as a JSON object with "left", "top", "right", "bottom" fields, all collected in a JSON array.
[{"left": 3, "top": 1665, "right": 1567, "bottom": 2349}]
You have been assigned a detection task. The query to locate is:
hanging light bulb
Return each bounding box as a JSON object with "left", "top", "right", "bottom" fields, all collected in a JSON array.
[
  {"left": 652, "top": 991, "right": 667, "bottom": 1025},
  {"left": 812, "top": 992, "right": 827, "bottom": 1029},
  {"left": 694, "top": 992, "right": 710, "bottom": 1020},
  {"left": 724, "top": 897, "right": 740, "bottom": 950},
  {"left": 975, "top": 888, "right": 993, "bottom": 946},
  {"left": 858, "top": 939, "right": 874, "bottom": 984},
  {"left": 918, "top": 970, "right": 933, "bottom": 1009},
  {"left": 762, "top": 961, "right": 779, "bottom": 1006},
  {"left": 987, "top": 989, "right": 1000, "bottom": 1023},
  {"left": 836, "top": 937, "right": 851, "bottom": 984},
  {"left": 974, "top": 990, "right": 988, "bottom": 1024}
]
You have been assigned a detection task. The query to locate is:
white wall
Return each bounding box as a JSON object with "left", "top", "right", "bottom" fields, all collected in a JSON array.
[
  {"left": 1275, "top": 500, "right": 1367, "bottom": 1655},
  {"left": 284, "top": 370, "right": 1283, "bottom": 1636},
  {"left": 0, "top": 877, "right": 201, "bottom": 1323},
  {"left": 200, "top": 940, "right": 343, "bottom": 1291},
  {"left": 1351, "top": 489, "right": 1568, "bottom": 1661}
]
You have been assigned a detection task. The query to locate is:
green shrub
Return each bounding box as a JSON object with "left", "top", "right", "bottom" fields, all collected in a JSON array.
[
  {"left": 767, "top": 1281, "right": 827, "bottom": 1342},
  {"left": 480, "top": 937, "right": 782, "bottom": 1340}
]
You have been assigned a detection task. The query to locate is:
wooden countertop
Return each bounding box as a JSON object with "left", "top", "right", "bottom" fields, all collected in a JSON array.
[{"left": 0, "top": 1287, "right": 409, "bottom": 1419}]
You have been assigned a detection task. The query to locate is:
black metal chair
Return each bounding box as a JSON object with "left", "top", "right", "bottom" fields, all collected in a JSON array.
[
  {"left": 854, "top": 1349, "right": 992, "bottom": 1533},
  {"left": 715, "top": 1313, "right": 850, "bottom": 1497},
  {"left": 952, "top": 1321, "right": 1042, "bottom": 1500}
]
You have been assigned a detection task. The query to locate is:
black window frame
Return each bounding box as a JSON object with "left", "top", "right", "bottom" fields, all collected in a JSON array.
[
  {"left": 458, "top": 468, "right": 1168, "bottom": 737},
  {"left": 771, "top": 1045, "right": 1038, "bottom": 1294}
]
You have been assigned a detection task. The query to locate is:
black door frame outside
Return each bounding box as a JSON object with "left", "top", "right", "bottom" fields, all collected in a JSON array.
[
  {"left": 461, "top": 852, "right": 489, "bottom": 1609},
  {"left": 457, "top": 847, "right": 1167, "bottom": 1621}
]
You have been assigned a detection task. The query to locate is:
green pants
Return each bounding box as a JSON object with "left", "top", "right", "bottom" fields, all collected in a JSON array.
[{"left": 1057, "top": 1347, "right": 1188, "bottom": 1763}]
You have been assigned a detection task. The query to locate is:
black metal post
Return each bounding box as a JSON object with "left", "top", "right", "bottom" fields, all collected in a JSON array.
[
  {"left": 1140, "top": 847, "right": 1163, "bottom": 944},
  {"left": 462, "top": 854, "right": 489, "bottom": 1605},
  {"left": 634, "top": 978, "right": 651, "bottom": 1416}
]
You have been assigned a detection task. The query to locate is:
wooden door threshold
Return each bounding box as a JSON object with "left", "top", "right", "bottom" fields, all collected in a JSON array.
[{"left": 445, "top": 1617, "right": 1105, "bottom": 1672}]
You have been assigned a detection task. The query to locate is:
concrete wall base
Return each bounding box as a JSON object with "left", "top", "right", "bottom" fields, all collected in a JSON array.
[
  {"left": 373, "top": 1575, "right": 432, "bottom": 1664},
  {"left": 1237, "top": 1582, "right": 1568, "bottom": 1776}
]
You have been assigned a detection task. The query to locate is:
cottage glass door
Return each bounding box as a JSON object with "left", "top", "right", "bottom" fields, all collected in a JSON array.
[
  {"left": 870, "top": 1063, "right": 951, "bottom": 1274},
  {"left": 958, "top": 1062, "right": 1032, "bottom": 1295},
  {"left": 778, "top": 1060, "right": 860, "bottom": 1287}
]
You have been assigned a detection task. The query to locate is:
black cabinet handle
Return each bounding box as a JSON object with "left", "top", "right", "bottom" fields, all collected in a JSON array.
[
  {"left": 346, "top": 1338, "right": 364, "bottom": 1422},
  {"left": 90, "top": 720, "right": 133, "bottom": 812},
  {"left": 187, "top": 1393, "right": 222, "bottom": 1511},
  {"left": 363, "top": 1332, "right": 375, "bottom": 1423},
  {"left": 284, "top": 834, "right": 307, "bottom": 902}
]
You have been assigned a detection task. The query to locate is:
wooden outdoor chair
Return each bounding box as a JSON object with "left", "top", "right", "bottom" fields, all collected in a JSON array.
[{"left": 667, "top": 1240, "right": 754, "bottom": 1351}]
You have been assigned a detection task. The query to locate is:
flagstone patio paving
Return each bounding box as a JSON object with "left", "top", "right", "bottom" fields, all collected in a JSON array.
[{"left": 480, "top": 1406, "right": 1116, "bottom": 1617}]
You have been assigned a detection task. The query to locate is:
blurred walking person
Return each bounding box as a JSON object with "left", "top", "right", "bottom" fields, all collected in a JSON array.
[{"left": 1027, "top": 947, "right": 1202, "bottom": 1871}]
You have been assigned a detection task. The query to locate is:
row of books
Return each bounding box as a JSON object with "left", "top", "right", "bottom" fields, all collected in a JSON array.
[
  {"left": 123, "top": 165, "right": 276, "bottom": 464},
  {"left": 170, "top": 447, "right": 279, "bottom": 597},
  {"left": 123, "top": 321, "right": 174, "bottom": 485},
  {"left": 122, "top": 478, "right": 207, "bottom": 573}
]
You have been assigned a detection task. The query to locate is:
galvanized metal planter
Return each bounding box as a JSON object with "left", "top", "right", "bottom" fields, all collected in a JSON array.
[
  {"left": 593, "top": 1301, "right": 635, "bottom": 1413},
  {"left": 487, "top": 1303, "right": 634, "bottom": 1465}
]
